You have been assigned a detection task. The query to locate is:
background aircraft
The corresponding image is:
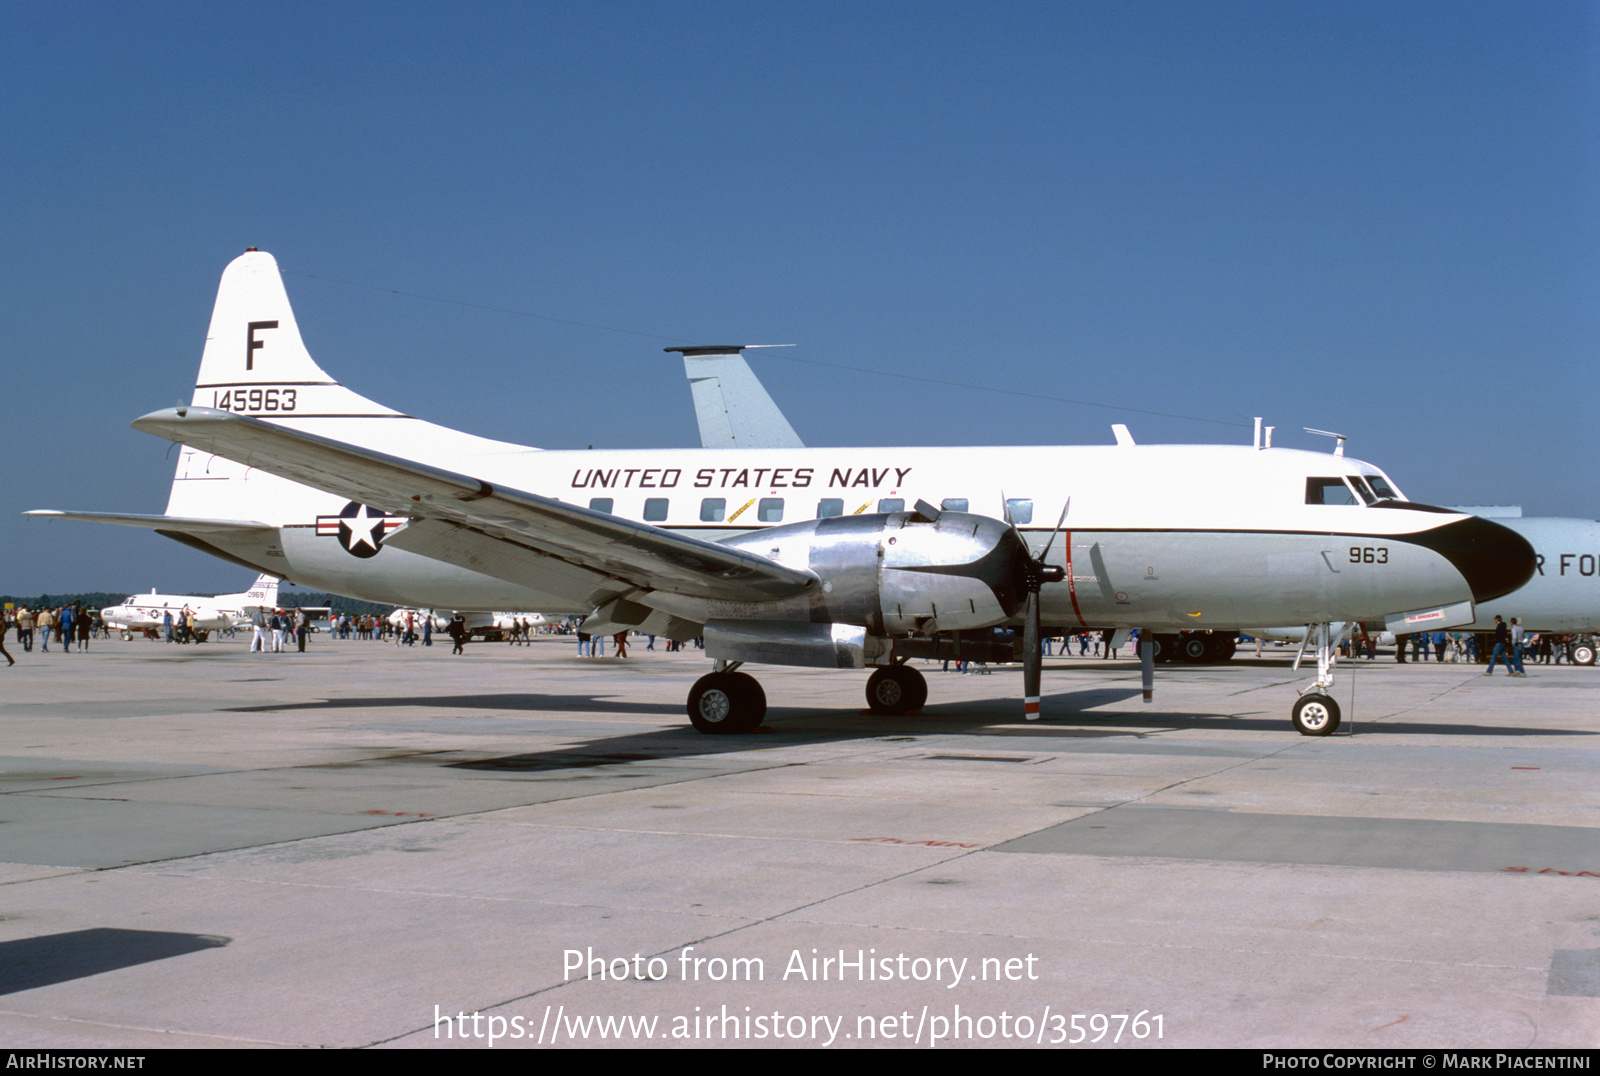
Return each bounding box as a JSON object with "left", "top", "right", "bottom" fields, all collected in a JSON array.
[{"left": 100, "top": 573, "right": 280, "bottom": 640}]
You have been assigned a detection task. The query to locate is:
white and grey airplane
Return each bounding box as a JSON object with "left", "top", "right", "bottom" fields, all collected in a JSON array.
[
  {"left": 384, "top": 608, "right": 548, "bottom": 640},
  {"left": 99, "top": 573, "right": 280, "bottom": 640},
  {"left": 30, "top": 250, "right": 1535, "bottom": 736},
  {"left": 678, "top": 349, "right": 1600, "bottom": 667}
]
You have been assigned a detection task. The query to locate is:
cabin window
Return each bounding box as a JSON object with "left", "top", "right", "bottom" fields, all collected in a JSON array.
[
  {"left": 700, "top": 498, "right": 726, "bottom": 522},
  {"left": 1005, "top": 498, "right": 1034, "bottom": 524},
  {"left": 643, "top": 498, "right": 669, "bottom": 522},
  {"left": 941, "top": 498, "right": 969, "bottom": 512},
  {"left": 816, "top": 498, "right": 843, "bottom": 518},
  {"left": 878, "top": 498, "right": 905, "bottom": 513},
  {"left": 1305, "top": 478, "right": 1360, "bottom": 506},
  {"left": 589, "top": 497, "right": 614, "bottom": 514},
  {"left": 758, "top": 498, "right": 785, "bottom": 522}
]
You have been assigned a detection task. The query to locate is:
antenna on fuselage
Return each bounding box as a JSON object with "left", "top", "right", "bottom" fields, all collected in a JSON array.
[{"left": 1304, "top": 428, "right": 1348, "bottom": 456}]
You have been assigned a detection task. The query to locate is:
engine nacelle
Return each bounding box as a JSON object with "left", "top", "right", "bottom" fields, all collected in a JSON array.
[{"left": 721, "top": 511, "right": 1028, "bottom": 636}]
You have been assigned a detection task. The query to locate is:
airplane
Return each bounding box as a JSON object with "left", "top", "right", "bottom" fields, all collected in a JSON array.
[
  {"left": 677, "top": 351, "right": 1600, "bottom": 669},
  {"left": 99, "top": 573, "right": 280, "bottom": 640},
  {"left": 29, "top": 249, "right": 1536, "bottom": 737},
  {"left": 383, "top": 608, "right": 548, "bottom": 641}
]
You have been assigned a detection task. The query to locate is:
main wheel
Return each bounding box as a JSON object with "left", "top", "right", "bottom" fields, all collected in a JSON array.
[
  {"left": 1569, "top": 639, "right": 1596, "bottom": 666},
  {"left": 1179, "top": 635, "right": 1209, "bottom": 663},
  {"left": 1291, "top": 693, "right": 1341, "bottom": 736},
  {"left": 865, "top": 665, "right": 928, "bottom": 715},
  {"left": 687, "top": 671, "right": 767, "bottom": 733},
  {"left": 1151, "top": 633, "right": 1180, "bottom": 663},
  {"left": 1210, "top": 633, "right": 1237, "bottom": 662}
]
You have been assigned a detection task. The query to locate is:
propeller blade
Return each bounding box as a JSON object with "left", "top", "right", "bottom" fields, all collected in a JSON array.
[
  {"left": 1023, "top": 589, "right": 1041, "bottom": 720},
  {"left": 1036, "top": 498, "right": 1071, "bottom": 561}
]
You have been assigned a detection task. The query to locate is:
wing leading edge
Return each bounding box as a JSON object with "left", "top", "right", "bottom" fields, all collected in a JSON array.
[{"left": 129, "top": 406, "right": 818, "bottom": 606}]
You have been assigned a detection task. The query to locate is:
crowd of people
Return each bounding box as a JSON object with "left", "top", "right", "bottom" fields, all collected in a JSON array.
[
  {"left": 1387, "top": 617, "right": 1581, "bottom": 675},
  {"left": 1, "top": 601, "right": 1590, "bottom": 680},
  {"left": 0, "top": 604, "right": 106, "bottom": 662}
]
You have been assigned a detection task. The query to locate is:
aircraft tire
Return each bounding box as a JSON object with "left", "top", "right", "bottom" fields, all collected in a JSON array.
[
  {"left": 1569, "top": 640, "right": 1596, "bottom": 666},
  {"left": 1179, "top": 635, "right": 1209, "bottom": 663},
  {"left": 687, "top": 672, "right": 766, "bottom": 734},
  {"left": 866, "top": 665, "right": 927, "bottom": 715},
  {"left": 1151, "top": 633, "right": 1180, "bottom": 663},
  {"left": 1291, "top": 693, "right": 1341, "bottom": 737},
  {"left": 1211, "top": 634, "right": 1237, "bottom": 662}
]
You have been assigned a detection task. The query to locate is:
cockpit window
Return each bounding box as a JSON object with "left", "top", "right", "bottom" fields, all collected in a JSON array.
[
  {"left": 1366, "top": 474, "right": 1400, "bottom": 500},
  {"left": 1306, "top": 478, "right": 1360, "bottom": 506},
  {"left": 1349, "top": 476, "right": 1377, "bottom": 505}
]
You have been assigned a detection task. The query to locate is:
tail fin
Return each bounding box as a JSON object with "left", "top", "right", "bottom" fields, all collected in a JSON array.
[
  {"left": 235, "top": 573, "right": 280, "bottom": 610},
  {"left": 191, "top": 250, "right": 399, "bottom": 420},
  {"left": 668, "top": 346, "right": 805, "bottom": 448},
  {"left": 165, "top": 249, "right": 522, "bottom": 525}
]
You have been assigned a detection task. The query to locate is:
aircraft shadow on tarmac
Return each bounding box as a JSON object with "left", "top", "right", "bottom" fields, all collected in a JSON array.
[
  {"left": 0, "top": 929, "right": 229, "bottom": 996},
  {"left": 445, "top": 698, "right": 1587, "bottom": 779},
  {"left": 222, "top": 684, "right": 1589, "bottom": 777}
]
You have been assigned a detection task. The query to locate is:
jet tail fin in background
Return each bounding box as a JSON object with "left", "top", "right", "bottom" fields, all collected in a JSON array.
[
  {"left": 668, "top": 346, "right": 805, "bottom": 449},
  {"left": 235, "top": 573, "right": 280, "bottom": 610}
]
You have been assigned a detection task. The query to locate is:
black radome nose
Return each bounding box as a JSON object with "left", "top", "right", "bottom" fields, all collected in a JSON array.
[{"left": 1405, "top": 515, "right": 1537, "bottom": 604}]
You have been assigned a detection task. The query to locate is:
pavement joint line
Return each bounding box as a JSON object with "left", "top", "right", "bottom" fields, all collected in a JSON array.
[
  {"left": 1357, "top": 669, "right": 1497, "bottom": 723},
  {"left": 0, "top": 1007, "right": 305, "bottom": 1046},
  {"left": 0, "top": 751, "right": 850, "bottom": 882}
]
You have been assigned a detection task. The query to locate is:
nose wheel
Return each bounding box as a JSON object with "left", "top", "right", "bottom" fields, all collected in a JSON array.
[{"left": 1291, "top": 693, "right": 1341, "bottom": 736}]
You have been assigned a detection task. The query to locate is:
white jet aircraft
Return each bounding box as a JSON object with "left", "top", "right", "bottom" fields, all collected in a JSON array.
[
  {"left": 383, "top": 608, "right": 546, "bottom": 640},
  {"left": 31, "top": 250, "right": 1535, "bottom": 736},
  {"left": 99, "top": 573, "right": 280, "bottom": 640}
]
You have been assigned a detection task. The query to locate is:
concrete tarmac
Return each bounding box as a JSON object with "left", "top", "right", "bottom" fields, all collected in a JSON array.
[{"left": 0, "top": 636, "right": 1595, "bottom": 1049}]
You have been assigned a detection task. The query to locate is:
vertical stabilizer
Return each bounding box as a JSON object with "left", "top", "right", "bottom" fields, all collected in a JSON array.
[
  {"left": 191, "top": 250, "right": 399, "bottom": 419},
  {"left": 165, "top": 249, "right": 522, "bottom": 526},
  {"left": 668, "top": 346, "right": 805, "bottom": 448},
  {"left": 235, "top": 573, "right": 280, "bottom": 610}
]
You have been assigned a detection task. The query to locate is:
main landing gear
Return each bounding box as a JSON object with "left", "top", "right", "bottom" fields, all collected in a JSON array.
[
  {"left": 1290, "top": 622, "right": 1342, "bottom": 736},
  {"left": 687, "top": 662, "right": 767, "bottom": 734},
  {"left": 865, "top": 663, "right": 927, "bottom": 716},
  {"left": 686, "top": 661, "right": 934, "bottom": 733}
]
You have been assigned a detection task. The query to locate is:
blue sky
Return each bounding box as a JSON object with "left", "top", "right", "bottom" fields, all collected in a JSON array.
[{"left": 4, "top": 1, "right": 1596, "bottom": 595}]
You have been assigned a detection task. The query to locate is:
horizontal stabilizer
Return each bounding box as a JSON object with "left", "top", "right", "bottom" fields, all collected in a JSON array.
[{"left": 26, "top": 510, "right": 274, "bottom": 536}]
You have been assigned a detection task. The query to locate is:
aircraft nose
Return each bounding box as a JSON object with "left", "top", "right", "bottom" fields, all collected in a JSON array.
[{"left": 1407, "top": 515, "right": 1537, "bottom": 604}]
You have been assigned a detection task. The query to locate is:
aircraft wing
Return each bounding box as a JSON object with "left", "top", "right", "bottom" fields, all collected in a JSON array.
[{"left": 129, "top": 407, "right": 818, "bottom": 605}]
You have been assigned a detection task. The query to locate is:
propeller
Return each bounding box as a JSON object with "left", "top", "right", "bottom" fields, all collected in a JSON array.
[{"left": 1005, "top": 498, "right": 1069, "bottom": 720}]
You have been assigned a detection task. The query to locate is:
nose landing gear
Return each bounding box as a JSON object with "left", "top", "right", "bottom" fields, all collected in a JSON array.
[{"left": 1291, "top": 622, "right": 1344, "bottom": 736}]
